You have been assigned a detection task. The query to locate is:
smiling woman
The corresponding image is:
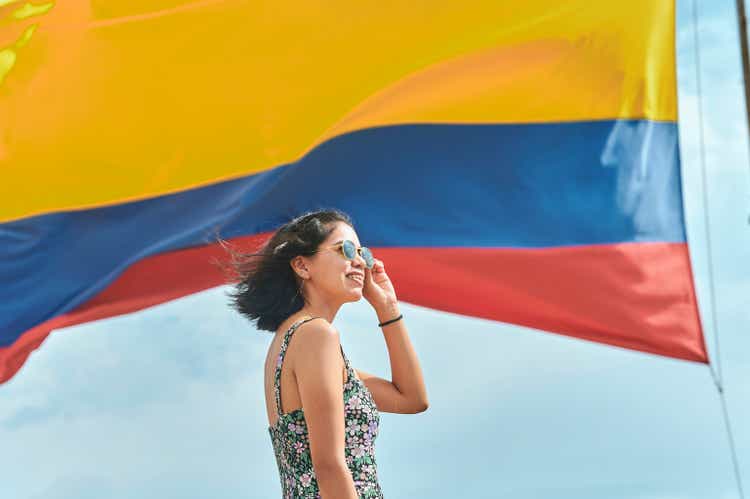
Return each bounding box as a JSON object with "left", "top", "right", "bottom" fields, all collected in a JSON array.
[{"left": 221, "top": 209, "right": 429, "bottom": 499}]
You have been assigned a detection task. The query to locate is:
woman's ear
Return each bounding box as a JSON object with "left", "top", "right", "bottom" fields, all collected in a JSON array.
[{"left": 290, "top": 255, "right": 310, "bottom": 279}]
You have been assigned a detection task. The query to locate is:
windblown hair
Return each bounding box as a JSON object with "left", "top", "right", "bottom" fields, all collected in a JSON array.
[{"left": 220, "top": 208, "right": 354, "bottom": 332}]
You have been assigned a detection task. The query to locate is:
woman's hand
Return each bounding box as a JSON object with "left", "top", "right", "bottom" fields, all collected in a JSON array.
[{"left": 362, "top": 258, "right": 397, "bottom": 311}]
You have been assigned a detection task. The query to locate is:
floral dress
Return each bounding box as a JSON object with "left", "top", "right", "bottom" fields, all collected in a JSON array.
[{"left": 268, "top": 316, "right": 384, "bottom": 498}]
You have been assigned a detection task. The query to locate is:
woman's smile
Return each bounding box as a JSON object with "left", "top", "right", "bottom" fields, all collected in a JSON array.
[{"left": 346, "top": 272, "right": 364, "bottom": 286}]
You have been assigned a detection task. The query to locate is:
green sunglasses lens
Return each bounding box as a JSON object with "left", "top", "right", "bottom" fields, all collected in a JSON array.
[
  {"left": 341, "top": 240, "right": 357, "bottom": 259},
  {"left": 360, "top": 247, "right": 374, "bottom": 269},
  {"left": 341, "top": 240, "right": 374, "bottom": 269}
]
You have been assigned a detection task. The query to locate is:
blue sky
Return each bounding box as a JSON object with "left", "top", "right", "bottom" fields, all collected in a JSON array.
[{"left": 2, "top": 0, "right": 750, "bottom": 497}]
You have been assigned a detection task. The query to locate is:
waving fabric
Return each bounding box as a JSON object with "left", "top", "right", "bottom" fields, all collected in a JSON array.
[{"left": 0, "top": 0, "right": 705, "bottom": 383}]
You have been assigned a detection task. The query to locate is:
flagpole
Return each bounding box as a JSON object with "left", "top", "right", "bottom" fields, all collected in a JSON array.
[{"left": 737, "top": 0, "right": 750, "bottom": 188}]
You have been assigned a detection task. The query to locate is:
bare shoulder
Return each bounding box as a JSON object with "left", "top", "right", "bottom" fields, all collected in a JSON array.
[
  {"left": 293, "top": 317, "right": 339, "bottom": 347},
  {"left": 290, "top": 318, "right": 343, "bottom": 371}
]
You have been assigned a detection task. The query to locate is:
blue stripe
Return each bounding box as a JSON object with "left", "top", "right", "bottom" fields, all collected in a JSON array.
[{"left": 0, "top": 119, "right": 685, "bottom": 344}]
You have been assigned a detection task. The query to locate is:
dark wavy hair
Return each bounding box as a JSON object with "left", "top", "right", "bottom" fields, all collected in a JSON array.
[{"left": 220, "top": 208, "right": 354, "bottom": 332}]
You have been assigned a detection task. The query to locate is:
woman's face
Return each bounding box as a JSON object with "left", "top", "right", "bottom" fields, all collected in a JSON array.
[{"left": 300, "top": 221, "right": 367, "bottom": 304}]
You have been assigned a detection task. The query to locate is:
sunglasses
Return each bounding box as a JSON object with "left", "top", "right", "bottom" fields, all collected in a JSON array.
[{"left": 318, "top": 239, "right": 374, "bottom": 269}]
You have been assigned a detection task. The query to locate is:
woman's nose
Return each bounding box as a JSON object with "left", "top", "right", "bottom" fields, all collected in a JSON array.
[{"left": 352, "top": 253, "right": 366, "bottom": 268}]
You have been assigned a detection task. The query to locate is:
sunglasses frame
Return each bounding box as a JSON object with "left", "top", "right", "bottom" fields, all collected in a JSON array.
[{"left": 321, "top": 239, "right": 374, "bottom": 269}]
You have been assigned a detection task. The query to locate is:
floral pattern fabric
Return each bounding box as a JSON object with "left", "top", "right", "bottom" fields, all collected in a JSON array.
[{"left": 268, "top": 316, "right": 383, "bottom": 498}]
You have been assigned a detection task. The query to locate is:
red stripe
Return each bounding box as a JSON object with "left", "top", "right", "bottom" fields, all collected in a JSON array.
[
  {"left": 0, "top": 240, "right": 706, "bottom": 383},
  {"left": 0, "top": 233, "right": 270, "bottom": 383},
  {"left": 377, "top": 242, "right": 706, "bottom": 363}
]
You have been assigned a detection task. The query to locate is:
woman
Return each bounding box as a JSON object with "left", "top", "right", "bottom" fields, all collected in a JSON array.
[{"left": 227, "top": 209, "right": 429, "bottom": 498}]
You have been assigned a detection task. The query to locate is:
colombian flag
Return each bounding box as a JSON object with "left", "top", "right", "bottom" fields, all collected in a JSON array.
[{"left": 0, "top": 0, "right": 705, "bottom": 383}]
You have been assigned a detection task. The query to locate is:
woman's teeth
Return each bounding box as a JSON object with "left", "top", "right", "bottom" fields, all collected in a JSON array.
[{"left": 347, "top": 275, "right": 363, "bottom": 285}]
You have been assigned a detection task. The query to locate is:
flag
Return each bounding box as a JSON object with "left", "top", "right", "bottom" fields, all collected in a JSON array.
[{"left": 0, "top": 0, "right": 705, "bottom": 383}]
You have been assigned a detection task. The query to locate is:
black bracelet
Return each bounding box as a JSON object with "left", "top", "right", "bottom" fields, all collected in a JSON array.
[{"left": 378, "top": 314, "right": 403, "bottom": 327}]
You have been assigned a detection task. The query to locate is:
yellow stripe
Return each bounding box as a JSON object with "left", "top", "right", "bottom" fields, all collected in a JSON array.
[
  {"left": 11, "top": 2, "right": 55, "bottom": 21},
  {"left": 0, "top": 0, "right": 675, "bottom": 223}
]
